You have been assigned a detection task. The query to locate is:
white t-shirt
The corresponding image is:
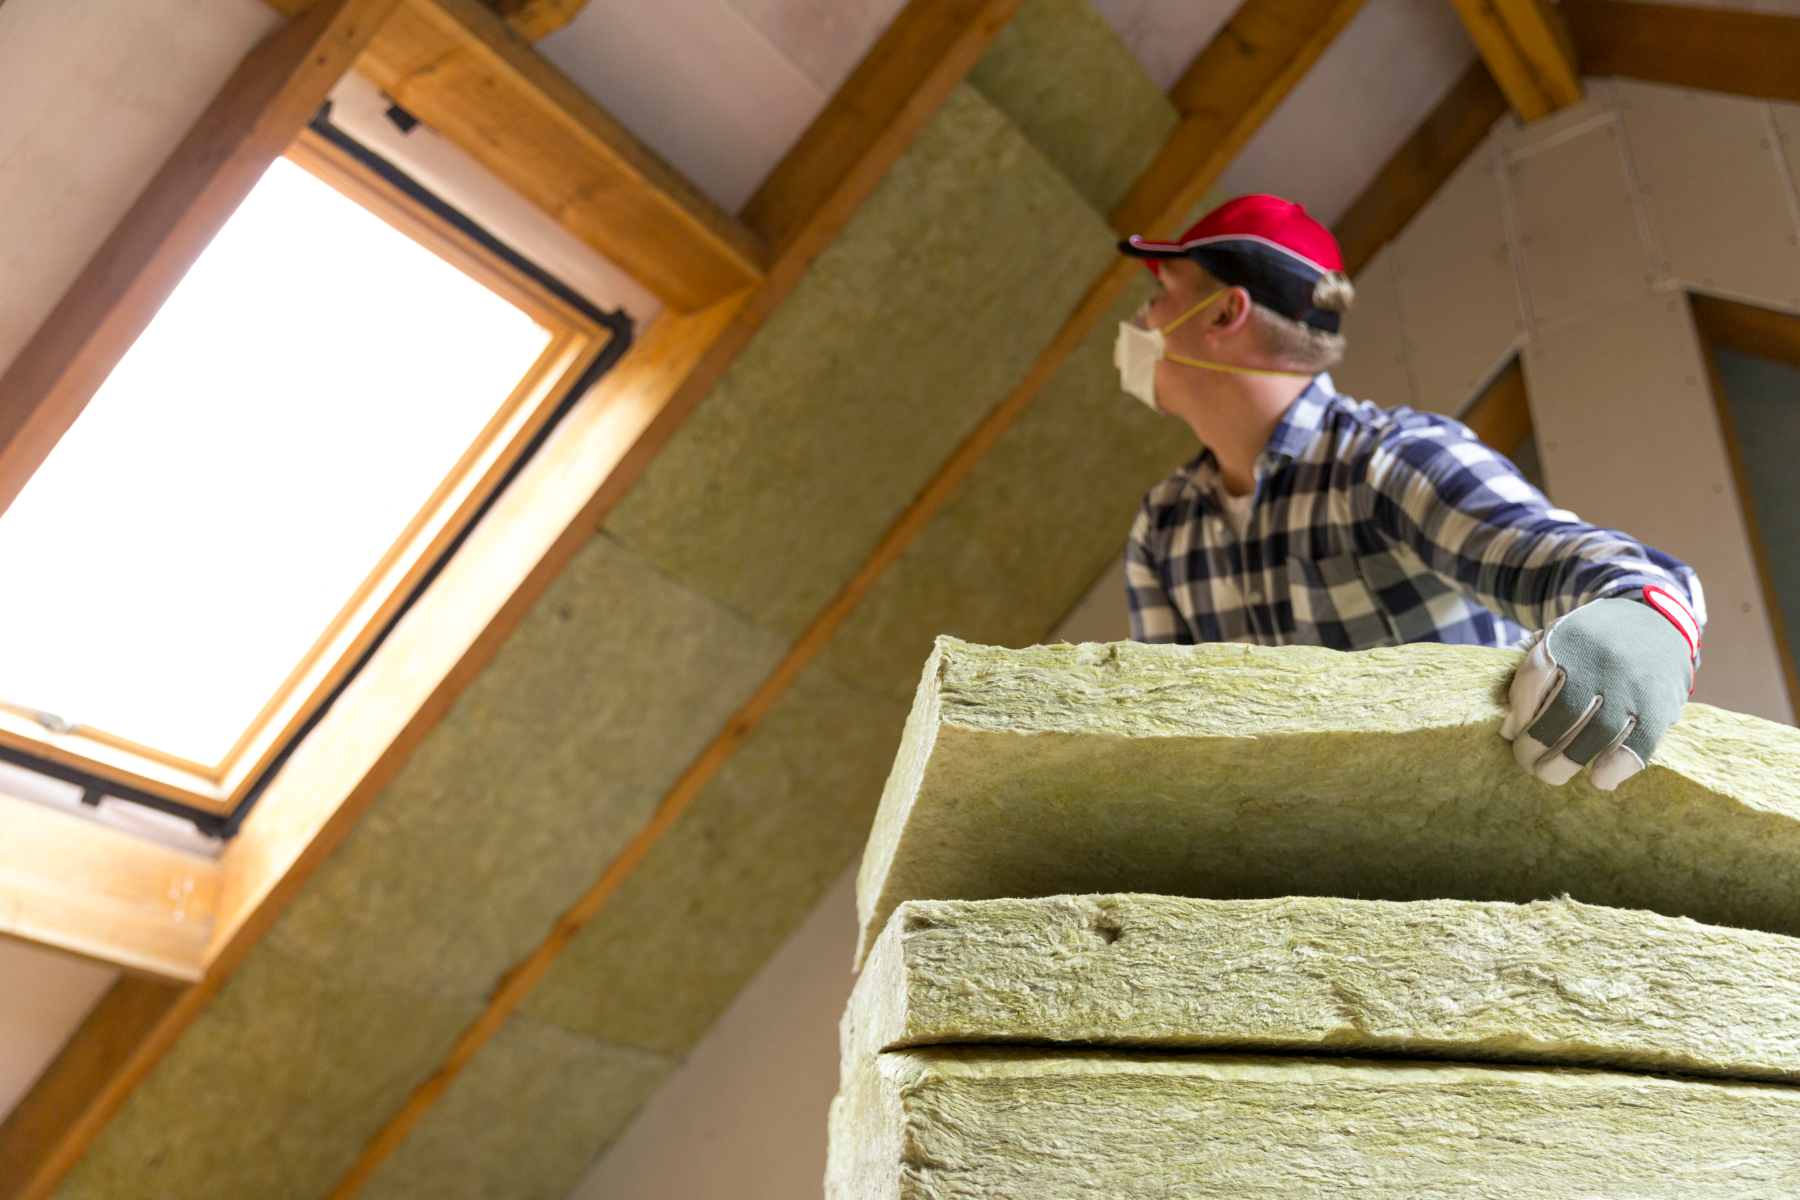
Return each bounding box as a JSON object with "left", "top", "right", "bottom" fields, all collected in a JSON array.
[{"left": 1218, "top": 488, "right": 1253, "bottom": 541}]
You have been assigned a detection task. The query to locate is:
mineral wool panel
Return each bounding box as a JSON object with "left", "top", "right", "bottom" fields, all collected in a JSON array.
[
  {"left": 819, "top": 276, "right": 1194, "bottom": 702},
  {"left": 966, "top": 0, "right": 1177, "bottom": 213},
  {"left": 854, "top": 638, "right": 1800, "bottom": 964},
  {"left": 847, "top": 894, "right": 1800, "bottom": 1083},
  {"left": 828, "top": 1048, "right": 1800, "bottom": 1199}
]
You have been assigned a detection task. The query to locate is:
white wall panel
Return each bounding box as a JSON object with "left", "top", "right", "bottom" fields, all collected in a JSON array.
[
  {"left": 1524, "top": 293, "right": 1790, "bottom": 721},
  {"left": 0, "top": 0, "right": 280, "bottom": 377},
  {"left": 1619, "top": 82, "right": 1800, "bottom": 311},
  {"left": 1334, "top": 243, "right": 1417, "bottom": 407},
  {"left": 1393, "top": 142, "right": 1522, "bottom": 414},
  {"left": 1503, "top": 111, "right": 1657, "bottom": 333}
]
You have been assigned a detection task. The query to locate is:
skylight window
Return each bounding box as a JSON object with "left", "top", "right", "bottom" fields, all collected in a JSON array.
[{"left": 0, "top": 137, "right": 617, "bottom": 811}]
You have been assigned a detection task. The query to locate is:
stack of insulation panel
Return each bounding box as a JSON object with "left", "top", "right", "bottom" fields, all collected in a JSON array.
[{"left": 827, "top": 637, "right": 1800, "bottom": 1197}]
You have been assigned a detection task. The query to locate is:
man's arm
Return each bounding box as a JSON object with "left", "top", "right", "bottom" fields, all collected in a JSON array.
[
  {"left": 1364, "top": 422, "right": 1704, "bottom": 630},
  {"left": 1366, "top": 420, "right": 1702, "bottom": 790}
]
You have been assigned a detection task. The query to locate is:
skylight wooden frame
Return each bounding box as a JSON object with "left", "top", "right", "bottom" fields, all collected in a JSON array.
[{"left": 0, "top": 127, "right": 613, "bottom": 816}]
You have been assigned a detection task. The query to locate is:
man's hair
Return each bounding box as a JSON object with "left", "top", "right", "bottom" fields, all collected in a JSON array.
[{"left": 1246, "top": 271, "right": 1354, "bottom": 372}]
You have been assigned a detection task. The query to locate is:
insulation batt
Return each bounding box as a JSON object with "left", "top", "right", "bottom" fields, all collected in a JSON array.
[
  {"left": 855, "top": 638, "right": 1800, "bottom": 964},
  {"left": 826, "top": 1047, "right": 1800, "bottom": 1199},
  {"left": 845, "top": 894, "right": 1800, "bottom": 1082}
]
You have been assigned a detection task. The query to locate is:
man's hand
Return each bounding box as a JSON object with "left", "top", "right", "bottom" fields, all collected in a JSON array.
[{"left": 1500, "top": 588, "right": 1700, "bottom": 790}]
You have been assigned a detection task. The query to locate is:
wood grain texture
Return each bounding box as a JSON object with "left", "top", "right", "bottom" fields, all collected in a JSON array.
[
  {"left": 0, "top": 0, "right": 399, "bottom": 523},
  {"left": 1566, "top": 0, "right": 1800, "bottom": 105},
  {"left": 0, "top": 976, "right": 184, "bottom": 1200},
  {"left": 357, "top": 0, "right": 765, "bottom": 311},
  {"left": 480, "top": 0, "right": 587, "bottom": 40},
  {"left": 1333, "top": 60, "right": 1510, "bottom": 277},
  {"left": 0, "top": 795, "right": 218, "bottom": 982},
  {"left": 1448, "top": 0, "right": 1581, "bottom": 122}
]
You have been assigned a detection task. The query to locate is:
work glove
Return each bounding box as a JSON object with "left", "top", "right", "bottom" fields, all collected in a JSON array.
[{"left": 1500, "top": 587, "right": 1700, "bottom": 790}]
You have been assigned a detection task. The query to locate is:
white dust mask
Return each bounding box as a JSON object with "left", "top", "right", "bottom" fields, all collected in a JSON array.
[
  {"left": 1114, "top": 285, "right": 1314, "bottom": 412},
  {"left": 1114, "top": 321, "right": 1166, "bottom": 412},
  {"left": 1114, "top": 288, "right": 1225, "bottom": 413}
]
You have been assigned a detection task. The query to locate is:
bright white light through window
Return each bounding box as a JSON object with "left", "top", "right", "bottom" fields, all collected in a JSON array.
[{"left": 0, "top": 158, "right": 552, "bottom": 766}]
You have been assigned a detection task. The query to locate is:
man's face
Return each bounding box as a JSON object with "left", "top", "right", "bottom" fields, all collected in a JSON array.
[{"left": 1136, "top": 259, "right": 1223, "bottom": 360}]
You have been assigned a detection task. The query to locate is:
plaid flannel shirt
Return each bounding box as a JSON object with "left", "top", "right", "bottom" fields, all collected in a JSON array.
[{"left": 1126, "top": 380, "right": 1706, "bottom": 649}]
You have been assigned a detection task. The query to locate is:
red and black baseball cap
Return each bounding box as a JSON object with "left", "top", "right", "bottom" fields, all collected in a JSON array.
[{"left": 1120, "top": 194, "right": 1346, "bottom": 333}]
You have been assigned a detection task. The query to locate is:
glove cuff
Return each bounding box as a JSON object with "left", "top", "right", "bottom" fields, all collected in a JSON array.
[{"left": 1641, "top": 585, "right": 1701, "bottom": 667}]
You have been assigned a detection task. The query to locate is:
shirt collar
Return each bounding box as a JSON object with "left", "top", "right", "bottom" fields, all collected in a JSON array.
[
  {"left": 1176, "top": 375, "right": 1339, "bottom": 504},
  {"left": 1260, "top": 377, "right": 1335, "bottom": 462}
]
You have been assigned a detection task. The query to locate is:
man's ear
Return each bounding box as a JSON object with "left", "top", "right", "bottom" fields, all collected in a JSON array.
[{"left": 1210, "top": 287, "right": 1255, "bottom": 336}]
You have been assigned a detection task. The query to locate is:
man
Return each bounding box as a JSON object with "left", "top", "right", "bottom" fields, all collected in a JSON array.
[{"left": 1114, "top": 194, "right": 1703, "bottom": 791}]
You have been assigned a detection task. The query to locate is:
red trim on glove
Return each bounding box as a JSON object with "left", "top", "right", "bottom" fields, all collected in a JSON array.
[{"left": 1642, "top": 585, "right": 1701, "bottom": 677}]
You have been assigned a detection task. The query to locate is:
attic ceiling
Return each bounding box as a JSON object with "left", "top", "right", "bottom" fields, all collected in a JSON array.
[{"left": 4, "top": 0, "right": 1799, "bottom": 1197}]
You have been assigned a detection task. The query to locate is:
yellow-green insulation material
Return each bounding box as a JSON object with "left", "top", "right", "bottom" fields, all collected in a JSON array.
[
  {"left": 59, "top": 534, "right": 785, "bottom": 1200},
  {"left": 966, "top": 0, "right": 1177, "bottom": 212},
  {"left": 55, "top": 946, "right": 483, "bottom": 1200},
  {"left": 357, "top": 662, "right": 906, "bottom": 1200},
  {"left": 856, "top": 638, "right": 1800, "bottom": 963},
  {"left": 604, "top": 82, "right": 1116, "bottom": 639},
  {"left": 819, "top": 279, "right": 1194, "bottom": 699},
  {"left": 849, "top": 895, "right": 1800, "bottom": 1083},
  {"left": 265, "top": 535, "right": 786, "bottom": 1002},
  {"left": 830, "top": 1049, "right": 1800, "bottom": 1199},
  {"left": 358, "top": 1016, "right": 675, "bottom": 1200}
]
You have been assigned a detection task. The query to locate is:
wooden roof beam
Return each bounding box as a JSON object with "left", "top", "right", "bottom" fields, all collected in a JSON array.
[
  {"left": 1447, "top": 0, "right": 1581, "bottom": 123},
  {"left": 1563, "top": 0, "right": 1800, "bottom": 105}
]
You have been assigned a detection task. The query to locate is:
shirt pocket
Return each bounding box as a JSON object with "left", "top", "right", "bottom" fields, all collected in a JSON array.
[{"left": 1286, "top": 552, "right": 1397, "bottom": 649}]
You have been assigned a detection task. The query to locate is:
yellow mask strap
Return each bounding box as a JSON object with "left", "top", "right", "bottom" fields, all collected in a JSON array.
[
  {"left": 1158, "top": 287, "right": 1226, "bottom": 335},
  {"left": 1164, "top": 354, "right": 1314, "bottom": 379},
  {"left": 1156, "top": 286, "right": 1316, "bottom": 379}
]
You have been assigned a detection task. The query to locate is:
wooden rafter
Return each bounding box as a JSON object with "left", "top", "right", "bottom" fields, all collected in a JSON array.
[
  {"left": 1447, "top": 0, "right": 1581, "bottom": 123},
  {"left": 1564, "top": 0, "right": 1800, "bottom": 105},
  {"left": 317, "top": 0, "right": 1368, "bottom": 1194},
  {"left": 0, "top": 0, "right": 399, "bottom": 524},
  {"left": 478, "top": 0, "right": 588, "bottom": 41},
  {"left": 0, "top": 2, "right": 1023, "bottom": 1198}
]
